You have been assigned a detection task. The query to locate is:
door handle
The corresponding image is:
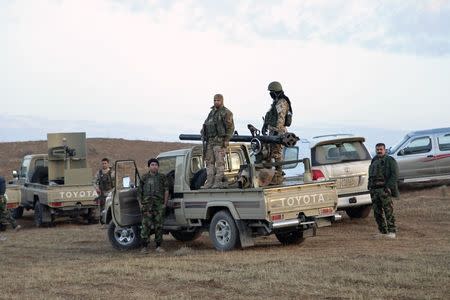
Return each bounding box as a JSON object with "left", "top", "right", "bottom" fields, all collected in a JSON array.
[{"left": 427, "top": 155, "right": 434, "bottom": 158}]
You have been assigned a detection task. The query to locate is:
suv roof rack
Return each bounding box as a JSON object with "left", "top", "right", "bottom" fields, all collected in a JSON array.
[{"left": 312, "top": 133, "right": 354, "bottom": 139}]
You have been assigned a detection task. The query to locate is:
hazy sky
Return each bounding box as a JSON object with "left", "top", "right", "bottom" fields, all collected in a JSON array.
[{"left": 1, "top": 0, "right": 449, "bottom": 140}]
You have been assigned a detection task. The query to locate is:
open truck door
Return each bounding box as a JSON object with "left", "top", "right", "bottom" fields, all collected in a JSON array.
[{"left": 108, "top": 160, "right": 142, "bottom": 250}]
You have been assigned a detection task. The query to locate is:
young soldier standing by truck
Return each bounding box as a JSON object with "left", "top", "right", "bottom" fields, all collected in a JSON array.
[
  {"left": 94, "top": 158, "right": 115, "bottom": 222},
  {"left": 138, "top": 158, "right": 169, "bottom": 253}
]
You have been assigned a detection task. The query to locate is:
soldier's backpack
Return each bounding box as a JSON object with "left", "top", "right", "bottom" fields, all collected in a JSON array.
[{"left": 284, "top": 96, "right": 293, "bottom": 127}]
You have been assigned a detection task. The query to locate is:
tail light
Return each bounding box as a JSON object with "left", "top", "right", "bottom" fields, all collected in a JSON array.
[
  {"left": 49, "top": 202, "right": 63, "bottom": 207},
  {"left": 312, "top": 169, "right": 325, "bottom": 180},
  {"left": 6, "top": 203, "right": 17, "bottom": 209}
]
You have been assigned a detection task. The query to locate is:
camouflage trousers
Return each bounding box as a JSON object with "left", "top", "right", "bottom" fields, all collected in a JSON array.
[
  {"left": 269, "top": 143, "right": 284, "bottom": 185},
  {"left": 141, "top": 202, "right": 165, "bottom": 247},
  {"left": 205, "top": 143, "right": 226, "bottom": 187},
  {"left": 0, "top": 197, "right": 17, "bottom": 230},
  {"left": 371, "top": 188, "right": 396, "bottom": 234}
]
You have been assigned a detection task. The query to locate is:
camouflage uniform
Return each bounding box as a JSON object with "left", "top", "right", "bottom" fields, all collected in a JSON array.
[
  {"left": 0, "top": 195, "right": 18, "bottom": 230},
  {"left": 137, "top": 172, "right": 168, "bottom": 247},
  {"left": 368, "top": 154, "right": 399, "bottom": 234},
  {"left": 263, "top": 98, "right": 289, "bottom": 184},
  {"left": 202, "top": 105, "right": 234, "bottom": 188},
  {"left": 94, "top": 168, "right": 115, "bottom": 213}
]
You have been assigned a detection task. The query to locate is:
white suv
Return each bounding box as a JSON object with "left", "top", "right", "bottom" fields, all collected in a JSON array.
[{"left": 284, "top": 134, "right": 372, "bottom": 218}]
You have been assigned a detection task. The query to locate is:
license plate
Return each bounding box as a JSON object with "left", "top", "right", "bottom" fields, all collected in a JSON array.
[{"left": 336, "top": 176, "right": 359, "bottom": 189}]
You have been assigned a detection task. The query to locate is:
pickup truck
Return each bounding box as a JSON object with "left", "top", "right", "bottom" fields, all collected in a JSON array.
[
  {"left": 7, "top": 133, "right": 99, "bottom": 226},
  {"left": 388, "top": 127, "right": 450, "bottom": 183},
  {"left": 104, "top": 143, "right": 338, "bottom": 251}
]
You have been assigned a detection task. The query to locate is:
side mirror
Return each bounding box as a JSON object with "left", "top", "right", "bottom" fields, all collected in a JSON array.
[
  {"left": 12, "top": 170, "right": 18, "bottom": 178},
  {"left": 398, "top": 149, "right": 405, "bottom": 156},
  {"left": 122, "top": 176, "right": 131, "bottom": 188}
]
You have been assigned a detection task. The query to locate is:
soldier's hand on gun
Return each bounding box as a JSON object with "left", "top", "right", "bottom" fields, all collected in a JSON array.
[{"left": 384, "top": 188, "right": 392, "bottom": 196}]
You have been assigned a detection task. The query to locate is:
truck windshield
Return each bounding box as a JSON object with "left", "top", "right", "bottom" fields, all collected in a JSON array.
[
  {"left": 20, "top": 157, "right": 32, "bottom": 178},
  {"left": 312, "top": 141, "right": 371, "bottom": 166}
]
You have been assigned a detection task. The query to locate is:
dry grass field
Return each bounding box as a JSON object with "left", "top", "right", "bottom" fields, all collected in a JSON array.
[{"left": 1, "top": 185, "right": 449, "bottom": 299}]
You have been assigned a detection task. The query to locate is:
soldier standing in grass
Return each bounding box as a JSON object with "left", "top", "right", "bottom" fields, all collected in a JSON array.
[
  {"left": 368, "top": 143, "right": 399, "bottom": 239},
  {"left": 262, "top": 81, "right": 293, "bottom": 185},
  {"left": 138, "top": 158, "right": 169, "bottom": 253},
  {"left": 201, "top": 94, "right": 235, "bottom": 189},
  {"left": 94, "top": 158, "right": 115, "bottom": 221},
  {"left": 0, "top": 176, "right": 21, "bottom": 241}
]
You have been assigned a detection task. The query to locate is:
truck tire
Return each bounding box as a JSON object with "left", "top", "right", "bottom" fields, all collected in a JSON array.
[
  {"left": 12, "top": 206, "right": 24, "bottom": 219},
  {"left": 170, "top": 229, "right": 202, "bottom": 242},
  {"left": 108, "top": 221, "right": 141, "bottom": 251},
  {"left": 209, "top": 210, "right": 239, "bottom": 251},
  {"left": 345, "top": 204, "right": 372, "bottom": 219},
  {"left": 275, "top": 230, "right": 304, "bottom": 245}
]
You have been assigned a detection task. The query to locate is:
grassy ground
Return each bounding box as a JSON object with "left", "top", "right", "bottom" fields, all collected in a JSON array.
[{"left": 1, "top": 186, "right": 449, "bottom": 299}]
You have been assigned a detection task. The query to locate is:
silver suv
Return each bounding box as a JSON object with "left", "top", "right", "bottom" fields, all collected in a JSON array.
[
  {"left": 388, "top": 127, "right": 450, "bottom": 183},
  {"left": 283, "top": 134, "right": 372, "bottom": 218}
]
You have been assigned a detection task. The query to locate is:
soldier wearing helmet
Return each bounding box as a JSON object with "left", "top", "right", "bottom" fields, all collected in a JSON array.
[
  {"left": 262, "top": 81, "right": 293, "bottom": 185},
  {"left": 201, "top": 94, "right": 235, "bottom": 189}
]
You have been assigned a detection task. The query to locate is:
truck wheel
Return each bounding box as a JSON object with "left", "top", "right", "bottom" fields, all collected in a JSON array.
[
  {"left": 12, "top": 206, "right": 24, "bottom": 219},
  {"left": 209, "top": 210, "right": 239, "bottom": 251},
  {"left": 108, "top": 221, "right": 141, "bottom": 251},
  {"left": 171, "top": 229, "right": 202, "bottom": 242},
  {"left": 34, "top": 202, "right": 44, "bottom": 227},
  {"left": 275, "top": 230, "right": 304, "bottom": 245},
  {"left": 345, "top": 204, "right": 372, "bottom": 219}
]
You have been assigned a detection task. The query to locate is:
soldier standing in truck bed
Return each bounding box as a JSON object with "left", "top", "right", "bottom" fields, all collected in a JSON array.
[
  {"left": 262, "top": 81, "right": 293, "bottom": 185},
  {"left": 201, "top": 94, "right": 235, "bottom": 189}
]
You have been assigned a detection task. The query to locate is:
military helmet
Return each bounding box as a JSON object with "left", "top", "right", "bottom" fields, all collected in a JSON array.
[{"left": 268, "top": 81, "right": 283, "bottom": 92}]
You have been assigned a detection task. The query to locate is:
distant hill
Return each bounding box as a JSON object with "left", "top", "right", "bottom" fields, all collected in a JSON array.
[
  {"left": 0, "top": 138, "right": 194, "bottom": 181},
  {"left": 1, "top": 114, "right": 410, "bottom": 152}
]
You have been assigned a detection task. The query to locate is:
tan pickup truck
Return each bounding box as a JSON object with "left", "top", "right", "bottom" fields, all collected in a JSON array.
[
  {"left": 7, "top": 133, "right": 98, "bottom": 226},
  {"left": 105, "top": 142, "right": 338, "bottom": 251}
]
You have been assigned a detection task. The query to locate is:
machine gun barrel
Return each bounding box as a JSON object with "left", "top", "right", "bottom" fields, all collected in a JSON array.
[{"left": 179, "top": 132, "right": 299, "bottom": 147}]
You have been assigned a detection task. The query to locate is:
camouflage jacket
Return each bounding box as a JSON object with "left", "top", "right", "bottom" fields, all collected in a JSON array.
[
  {"left": 202, "top": 105, "right": 234, "bottom": 144},
  {"left": 265, "top": 98, "right": 289, "bottom": 134},
  {"left": 94, "top": 168, "right": 115, "bottom": 194},
  {"left": 137, "top": 172, "right": 168, "bottom": 206},
  {"left": 368, "top": 155, "right": 399, "bottom": 197}
]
